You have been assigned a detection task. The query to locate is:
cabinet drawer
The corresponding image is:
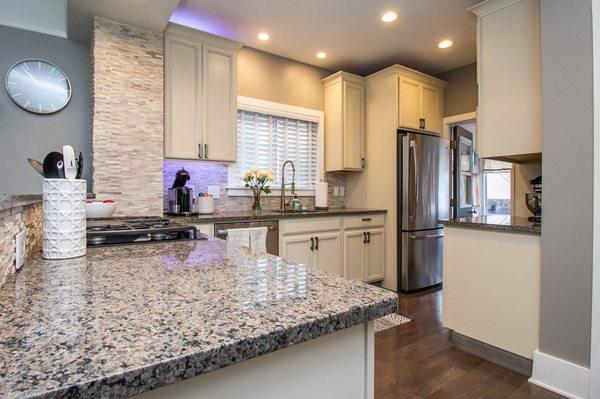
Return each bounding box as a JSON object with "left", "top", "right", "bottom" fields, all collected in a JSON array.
[
  {"left": 343, "top": 214, "right": 385, "bottom": 230},
  {"left": 280, "top": 217, "right": 341, "bottom": 236}
]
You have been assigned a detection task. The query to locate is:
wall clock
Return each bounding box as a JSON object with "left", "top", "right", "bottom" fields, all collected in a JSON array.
[{"left": 5, "top": 59, "right": 72, "bottom": 114}]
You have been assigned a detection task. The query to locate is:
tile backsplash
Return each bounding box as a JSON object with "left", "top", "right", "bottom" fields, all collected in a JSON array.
[
  {"left": 163, "top": 160, "right": 347, "bottom": 212},
  {"left": 0, "top": 202, "right": 42, "bottom": 287}
]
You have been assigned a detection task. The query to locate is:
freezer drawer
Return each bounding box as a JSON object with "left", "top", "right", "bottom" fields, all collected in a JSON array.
[{"left": 400, "top": 229, "right": 443, "bottom": 291}]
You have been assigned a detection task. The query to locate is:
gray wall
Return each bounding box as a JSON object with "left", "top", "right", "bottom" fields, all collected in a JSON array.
[
  {"left": 540, "top": 0, "right": 593, "bottom": 367},
  {"left": 0, "top": 25, "right": 91, "bottom": 194},
  {"left": 436, "top": 62, "right": 478, "bottom": 117}
]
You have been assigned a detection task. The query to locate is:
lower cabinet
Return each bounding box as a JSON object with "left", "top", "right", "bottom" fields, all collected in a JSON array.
[
  {"left": 343, "top": 228, "right": 386, "bottom": 282},
  {"left": 280, "top": 215, "right": 385, "bottom": 283},
  {"left": 281, "top": 232, "right": 342, "bottom": 275}
]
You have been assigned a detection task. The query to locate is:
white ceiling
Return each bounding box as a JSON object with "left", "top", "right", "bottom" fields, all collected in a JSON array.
[
  {"left": 170, "top": 0, "right": 480, "bottom": 76},
  {"left": 67, "top": 0, "right": 180, "bottom": 41}
]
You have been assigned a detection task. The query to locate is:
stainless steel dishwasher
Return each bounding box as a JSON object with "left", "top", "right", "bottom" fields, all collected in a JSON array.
[{"left": 214, "top": 220, "right": 279, "bottom": 256}]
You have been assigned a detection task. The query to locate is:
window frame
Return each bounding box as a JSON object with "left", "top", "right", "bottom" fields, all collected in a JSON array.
[
  {"left": 227, "top": 96, "right": 324, "bottom": 197},
  {"left": 480, "top": 166, "right": 513, "bottom": 216}
]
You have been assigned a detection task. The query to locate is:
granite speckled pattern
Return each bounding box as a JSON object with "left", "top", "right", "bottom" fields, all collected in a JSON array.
[
  {"left": 167, "top": 208, "right": 387, "bottom": 224},
  {"left": 0, "top": 238, "right": 397, "bottom": 398},
  {"left": 440, "top": 215, "right": 541, "bottom": 234}
]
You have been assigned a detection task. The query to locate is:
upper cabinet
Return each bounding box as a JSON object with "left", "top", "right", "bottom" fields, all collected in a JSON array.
[
  {"left": 471, "top": 0, "right": 542, "bottom": 161},
  {"left": 323, "top": 72, "right": 365, "bottom": 172},
  {"left": 399, "top": 76, "right": 444, "bottom": 134},
  {"left": 164, "top": 24, "right": 241, "bottom": 162}
]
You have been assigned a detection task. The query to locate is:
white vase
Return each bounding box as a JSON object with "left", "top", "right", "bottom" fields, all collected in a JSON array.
[{"left": 42, "top": 179, "right": 87, "bottom": 259}]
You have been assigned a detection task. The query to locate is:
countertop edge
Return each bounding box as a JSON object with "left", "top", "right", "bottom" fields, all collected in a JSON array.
[
  {"left": 30, "top": 296, "right": 397, "bottom": 399},
  {"left": 167, "top": 209, "right": 388, "bottom": 224},
  {"left": 439, "top": 219, "right": 541, "bottom": 235}
]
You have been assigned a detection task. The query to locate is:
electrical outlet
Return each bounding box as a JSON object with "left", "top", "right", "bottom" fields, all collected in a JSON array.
[
  {"left": 15, "top": 230, "right": 26, "bottom": 270},
  {"left": 333, "top": 186, "right": 340, "bottom": 196},
  {"left": 207, "top": 185, "right": 220, "bottom": 198},
  {"left": 339, "top": 187, "right": 345, "bottom": 196}
]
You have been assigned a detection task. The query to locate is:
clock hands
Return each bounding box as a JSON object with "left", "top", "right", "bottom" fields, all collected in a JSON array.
[{"left": 22, "top": 67, "right": 43, "bottom": 89}]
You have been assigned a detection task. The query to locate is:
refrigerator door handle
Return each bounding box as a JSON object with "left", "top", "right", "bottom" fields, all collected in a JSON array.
[
  {"left": 408, "top": 233, "right": 444, "bottom": 240},
  {"left": 409, "top": 140, "right": 419, "bottom": 224}
]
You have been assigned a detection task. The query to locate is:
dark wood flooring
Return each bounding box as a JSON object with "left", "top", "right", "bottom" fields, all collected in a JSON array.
[{"left": 374, "top": 288, "right": 564, "bottom": 398}]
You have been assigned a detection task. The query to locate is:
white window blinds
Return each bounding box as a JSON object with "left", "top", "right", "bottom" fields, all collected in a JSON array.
[{"left": 232, "top": 109, "right": 319, "bottom": 189}]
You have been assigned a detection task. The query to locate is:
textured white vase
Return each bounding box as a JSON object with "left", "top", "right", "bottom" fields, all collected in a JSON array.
[{"left": 42, "top": 179, "right": 87, "bottom": 259}]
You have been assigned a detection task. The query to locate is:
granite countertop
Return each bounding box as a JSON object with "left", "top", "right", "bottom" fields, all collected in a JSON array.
[
  {"left": 166, "top": 207, "right": 387, "bottom": 224},
  {"left": 439, "top": 215, "right": 541, "bottom": 234},
  {"left": 0, "top": 238, "right": 397, "bottom": 398}
]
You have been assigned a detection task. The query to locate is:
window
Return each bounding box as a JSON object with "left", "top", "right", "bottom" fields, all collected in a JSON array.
[
  {"left": 228, "top": 97, "right": 323, "bottom": 195},
  {"left": 481, "top": 160, "right": 512, "bottom": 215}
]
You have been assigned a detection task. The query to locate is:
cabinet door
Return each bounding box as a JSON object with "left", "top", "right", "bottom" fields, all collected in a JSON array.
[
  {"left": 314, "top": 232, "right": 343, "bottom": 276},
  {"left": 421, "top": 83, "right": 443, "bottom": 134},
  {"left": 398, "top": 76, "right": 421, "bottom": 130},
  {"left": 342, "top": 81, "right": 364, "bottom": 169},
  {"left": 203, "top": 45, "right": 237, "bottom": 162},
  {"left": 365, "top": 228, "right": 385, "bottom": 282},
  {"left": 165, "top": 37, "right": 202, "bottom": 159},
  {"left": 343, "top": 230, "right": 366, "bottom": 281},
  {"left": 281, "top": 234, "right": 314, "bottom": 267}
]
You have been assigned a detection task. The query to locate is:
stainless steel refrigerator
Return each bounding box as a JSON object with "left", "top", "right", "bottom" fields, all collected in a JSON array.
[{"left": 397, "top": 129, "right": 449, "bottom": 292}]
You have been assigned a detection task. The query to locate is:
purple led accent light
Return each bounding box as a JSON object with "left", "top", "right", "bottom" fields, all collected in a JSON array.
[{"left": 169, "top": 2, "right": 232, "bottom": 37}]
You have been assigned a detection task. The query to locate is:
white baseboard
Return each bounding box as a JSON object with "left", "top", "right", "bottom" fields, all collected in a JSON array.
[{"left": 529, "top": 350, "right": 590, "bottom": 399}]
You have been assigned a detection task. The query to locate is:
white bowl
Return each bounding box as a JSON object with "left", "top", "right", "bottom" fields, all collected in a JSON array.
[{"left": 85, "top": 201, "right": 117, "bottom": 218}]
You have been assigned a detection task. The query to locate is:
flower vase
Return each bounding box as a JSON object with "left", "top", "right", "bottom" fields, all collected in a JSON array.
[{"left": 252, "top": 192, "right": 262, "bottom": 215}]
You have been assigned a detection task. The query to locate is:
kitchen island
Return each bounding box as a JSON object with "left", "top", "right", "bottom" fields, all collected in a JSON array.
[
  {"left": 439, "top": 216, "right": 540, "bottom": 375},
  {"left": 0, "top": 238, "right": 397, "bottom": 398}
]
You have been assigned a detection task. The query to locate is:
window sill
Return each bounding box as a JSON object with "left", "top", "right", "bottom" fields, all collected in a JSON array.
[{"left": 226, "top": 187, "right": 316, "bottom": 197}]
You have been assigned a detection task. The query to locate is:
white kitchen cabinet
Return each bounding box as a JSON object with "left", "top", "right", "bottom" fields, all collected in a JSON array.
[
  {"left": 322, "top": 72, "right": 365, "bottom": 172},
  {"left": 165, "top": 23, "right": 241, "bottom": 162},
  {"left": 343, "top": 228, "right": 386, "bottom": 283},
  {"left": 470, "top": 0, "right": 541, "bottom": 160},
  {"left": 281, "top": 234, "right": 314, "bottom": 267},
  {"left": 398, "top": 76, "right": 444, "bottom": 134},
  {"left": 313, "top": 232, "right": 342, "bottom": 276}
]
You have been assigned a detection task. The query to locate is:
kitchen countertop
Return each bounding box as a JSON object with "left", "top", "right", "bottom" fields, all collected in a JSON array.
[
  {"left": 439, "top": 215, "right": 541, "bottom": 234},
  {"left": 0, "top": 194, "right": 42, "bottom": 211},
  {"left": 166, "top": 208, "right": 387, "bottom": 224},
  {"left": 0, "top": 238, "right": 397, "bottom": 398}
]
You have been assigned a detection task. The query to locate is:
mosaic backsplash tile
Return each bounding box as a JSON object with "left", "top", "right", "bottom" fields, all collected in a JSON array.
[{"left": 163, "top": 160, "right": 347, "bottom": 212}]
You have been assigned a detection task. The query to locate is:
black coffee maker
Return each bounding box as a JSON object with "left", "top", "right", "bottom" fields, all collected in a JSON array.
[{"left": 167, "top": 168, "right": 195, "bottom": 215}]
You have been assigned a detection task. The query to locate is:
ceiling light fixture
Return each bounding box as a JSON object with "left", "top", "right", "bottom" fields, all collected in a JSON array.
[
  {"left": 258, "top": 32, "right": 270, "bottom": 41},
  {"left": 381, "top": 11, "right": 398, "bottom": 23},
  {"left": 316, "top": 51, "right": 327, "bottom": 59},
  {"left": 437, "top": 39, "right": 453, "bottom": 49}
]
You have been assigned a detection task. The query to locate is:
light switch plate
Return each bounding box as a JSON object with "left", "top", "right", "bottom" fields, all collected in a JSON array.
[
  {"left": 339, "top": 187, "right": 345, "bottom": 196},
  {"left": 15, "top": 230, "right": 26, "bottom": 270},
  {"left": 207, "top": 185, "right": 220, "bottom": 198},
  {"left": 333, "top": 186, "right": 340, "bottom": 196}
]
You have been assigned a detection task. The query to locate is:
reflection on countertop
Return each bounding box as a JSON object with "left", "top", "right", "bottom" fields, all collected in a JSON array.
[
  {"left": 0, "top": 238, "right": 397, "bottom": 399},
  {"left": 439, "top": 215, "right": 541, "bottom": 234}
]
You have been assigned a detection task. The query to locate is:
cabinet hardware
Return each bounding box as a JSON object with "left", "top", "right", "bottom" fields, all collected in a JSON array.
[
  {"left": 310, "top": 237, "right": 315, "bottom": 251},
  {"left": 361, "top": 157, "right": 365, "bottom": 168},
  {"left": 422, "top": 118, "right": 426, "bottom": 129},
  {"left": 363, "top": 232, "right": 367, "bottom": 244},
  {"left": 362, "top": 218, "right": 372, "bottom": 222},
  {"left": 367, "top": 232, "right": 371, "bottom": 243},
  {"left": 315, "top": 236, "right": 319, "bottom": 250},
  {"left": 204, "top": 144, "right": 208, "bottom": 159},
  {"left": 198, "top": 144, "right": 203, "bottom": 159}
]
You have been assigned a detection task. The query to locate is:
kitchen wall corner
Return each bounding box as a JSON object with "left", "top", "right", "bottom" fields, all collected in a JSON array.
[{"left": 91, "top": 17, "right": 164, "bottom": 216}]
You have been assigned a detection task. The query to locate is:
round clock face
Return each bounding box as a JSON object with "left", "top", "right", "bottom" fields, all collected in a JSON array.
[{"left": 5, "top": 59, "right": 71, "bottom": 114}]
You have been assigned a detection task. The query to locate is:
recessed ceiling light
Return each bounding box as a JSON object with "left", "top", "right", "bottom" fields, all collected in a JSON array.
[
  {"left": 437, "top": 39, "right": 453, "bottom": 49},
  {"left": 381, "top": 11, "right": 398, "bottom": 23},
  {"left": 316, "top": 51, "right": 327, "bottom": 59},
  {"left": 258, "top": 32, "right": 270, "bottom": 41}
]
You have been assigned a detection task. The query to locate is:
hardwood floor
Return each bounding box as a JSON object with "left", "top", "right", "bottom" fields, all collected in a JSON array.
[{"left": 374, "top": 288, "right": 563, "bottom": 399}]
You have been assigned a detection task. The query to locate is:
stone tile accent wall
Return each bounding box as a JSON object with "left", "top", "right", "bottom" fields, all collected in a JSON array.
[
  {"left": 91, "top": 18, "right": 164, "bottom": 216},
  {"left": 0, "top": 202, "right": 42, "bottom": 287},
  {"left": 163, "top": 160, "right": 346, "bottom": 213}
]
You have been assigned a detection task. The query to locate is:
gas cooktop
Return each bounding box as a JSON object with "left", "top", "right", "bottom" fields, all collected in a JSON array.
[{"left": 86, "top": 216, "right": 206, "bottom": 247}]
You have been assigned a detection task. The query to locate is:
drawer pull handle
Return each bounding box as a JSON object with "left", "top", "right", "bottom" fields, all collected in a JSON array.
[
  {"left": 362, "top": 218, "right": 372, "bottom": 222},
  {"left": 310, "top": 237, "right": 315, "bottom": 251}
]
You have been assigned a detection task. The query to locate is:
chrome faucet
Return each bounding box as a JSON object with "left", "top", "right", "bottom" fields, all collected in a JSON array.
[{"left": 280, "top": 160, "right": 296, "bottom": 210}]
